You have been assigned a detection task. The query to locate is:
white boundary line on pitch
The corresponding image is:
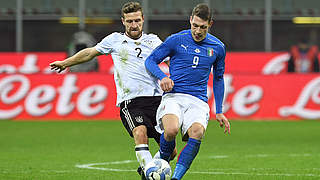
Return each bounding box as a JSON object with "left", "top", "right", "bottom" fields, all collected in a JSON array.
[
  {"left": 75, "top": 160, "right": 320, "bottom": 177},
  {"left": 75, "top": 160, "right": 136, "bottom": 172}
]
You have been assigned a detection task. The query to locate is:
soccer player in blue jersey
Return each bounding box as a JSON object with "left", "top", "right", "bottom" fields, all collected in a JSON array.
[{"left": 145, "top": 3, "right": 231, "bottom": 180}]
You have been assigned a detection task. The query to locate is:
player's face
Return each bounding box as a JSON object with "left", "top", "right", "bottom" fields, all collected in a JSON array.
[
  {"left": 190, "top": 15, "right": 212, "bottom": 42},
  {"left": 122, "top": 11, "right": 144, "bottom": 39}
]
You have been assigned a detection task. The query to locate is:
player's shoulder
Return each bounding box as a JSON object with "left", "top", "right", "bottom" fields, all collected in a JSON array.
[
  {"left": 101, "top": 32, "right": 125, "bottom": 40},
  {"left": 110, "top": 32, "right": 126, "bottom": 39},
  {"left": 143, "top": 32, "right": 161, "bottom": 40},
  {"left": 165, "top": 29, "right": 191, "bottom": 43},
  {"left": 170, "top": 29, "right": 191, "bottom": 38},
  {"left": 142, "top": 33, "right": 164, "bottom": 45},
  {"left": 207, "top": 33, "right": 225, "bottom": 49},
  {"left": 142, "top": 33, "right": 164, "bottom": 48}
]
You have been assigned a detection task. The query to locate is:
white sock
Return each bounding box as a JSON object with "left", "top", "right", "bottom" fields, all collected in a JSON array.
[
  {"left": 153, "top": 150, "right": 161, "bottom": 159},
  {"left": 135, "top": 144, "right": 153, "bottom": 170}
]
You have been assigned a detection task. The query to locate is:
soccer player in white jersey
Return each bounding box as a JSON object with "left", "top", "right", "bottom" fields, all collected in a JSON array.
[
  {"left": 145, "top": 4, "right": 231, "bottom": 180},
  {"left": 50, "top": 2, "right": 176, "bottom": 179}
]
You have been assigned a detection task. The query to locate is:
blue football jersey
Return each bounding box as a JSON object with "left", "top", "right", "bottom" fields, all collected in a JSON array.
[{"left": 145, "top": 29, "right": 226, "bottom": 113}]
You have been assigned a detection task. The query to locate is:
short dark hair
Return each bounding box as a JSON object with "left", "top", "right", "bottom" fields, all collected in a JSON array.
[
  {"left": 121, "top": 2, "right": 143, "bottom": 18},
  {"left": 191, "top": 3, "right": 212, "bottom": 22}
]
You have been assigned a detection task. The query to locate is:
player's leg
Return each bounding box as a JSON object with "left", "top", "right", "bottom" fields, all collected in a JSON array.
[
  {"left": 149, "top": 96, "right": 178, "bottom": 162},
  {"left": 171, "top": 123, "right": 204, "bottom": 180},
  {"left": 144, "top": 95, "right": 177, "bottom": 161},
  {"left": 132, "top": 125, "right": 153, "bottom": 170},
  {"left": 119, "top": 98, "right": 154, "bottom": 178},
  {"left": 159, "top": 114, "right": 179, "bottom": 161},
  {"left": 170, "top": 148, "right": 178, "bottom": 161},
  {"left": 155, "top": 94, "right": 182, "bottom": 162},
  {"left": 153, "top": 146, "right": 177, "bottom": 160},
  {"left": 171, "top": 95, "right": 209, "bottom": 180},
  {"left": 151, "top": 127, "right": 178, "bottom": 163},
  {"left": 132, "top": 125, "right": 153, "bottom": 180}
]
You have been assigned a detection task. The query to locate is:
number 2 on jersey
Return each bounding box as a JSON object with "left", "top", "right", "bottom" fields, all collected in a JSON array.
[
  {"left": 135, "top": 48, "right": 142, "bottom": 58},
  {"left": 192, "top": 56, "right": 199, "bottom": 68}
]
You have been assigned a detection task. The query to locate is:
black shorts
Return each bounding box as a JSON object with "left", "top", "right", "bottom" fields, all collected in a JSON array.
[{"left": 120, "top": 96, "right": 161, "bottom": 143}]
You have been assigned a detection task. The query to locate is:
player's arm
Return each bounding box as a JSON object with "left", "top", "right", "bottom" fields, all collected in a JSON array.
[
  {"left": 145, "top": 36, "right": 174, "bottom": 92},
  {"left": 50, "top": 47, "right": 101, "bottom": 73},
  {"left": 213, "top": 45, "right": 230, "bottom": 134},
  {"left": 152, "top": 35, "right": 171, "bottom": 67}
]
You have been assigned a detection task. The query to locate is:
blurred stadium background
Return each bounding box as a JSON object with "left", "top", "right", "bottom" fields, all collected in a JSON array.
[
  {"left": 1, "top": 0, "right": 320, "bottom": 51},
  {"left": 0, "top": 0, "right": 319, "bottom": 179}
]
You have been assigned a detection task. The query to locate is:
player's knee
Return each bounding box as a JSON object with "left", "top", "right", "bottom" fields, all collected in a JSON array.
[
  {"left": 133, "top": 125, "right": 148, "bottom": 141},
  {"left": 162, "top": 116, "right": 179, "bottom": 139},
  {"left": 188, "top": 124, "right": 205, "bottom": 140},
  {"left": 165, "top": 127, "right": 179, "bottom": 139}
]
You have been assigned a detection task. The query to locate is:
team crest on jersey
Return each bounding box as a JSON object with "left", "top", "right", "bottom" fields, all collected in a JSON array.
[
  {"left": 207, "top": 48, "right": 214, "bottom": 56},
  {"left": 135, "top": 116, "right": 143, "bottom": 123},
  {"left": 144, "top": 40, "right": 154, "bottom": 47},
  {"left": 134, "top": 42, "right": 141, "bottom": 45}
]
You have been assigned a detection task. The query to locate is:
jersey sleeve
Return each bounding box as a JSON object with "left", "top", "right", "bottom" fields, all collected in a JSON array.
[
  {"left": 152, "top": 35, "right": 170, "bottom": 62},
  {"left": 213, "top": 44, "right": 226, "bottom": 114},
  {"left": 145, "top": 35, "right": 175, "bottom": 80},
  {"left": 94, "top": 33, "right": 116, "bottom": 55}
]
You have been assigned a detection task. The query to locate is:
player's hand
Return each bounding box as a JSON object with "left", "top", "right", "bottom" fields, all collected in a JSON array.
[
  {"left": 216, "top": 113, "right": 230, "bottom": 134},
  {"left": 50, "top": 61, "right": 66, "bottom": 73},
  {"left": 160, "top": 77, "right": 174, "bottom": 92}
]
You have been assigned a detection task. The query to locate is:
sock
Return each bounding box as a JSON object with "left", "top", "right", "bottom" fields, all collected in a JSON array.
[
  {"left": 135, "top": 144, "right": 153, "bottom": 170},
  {"left": 172, "top": 138, "right": 201, "bottom": 180},
  {"left": 160, "top": 133, "right": 175, "bottom": 162}
]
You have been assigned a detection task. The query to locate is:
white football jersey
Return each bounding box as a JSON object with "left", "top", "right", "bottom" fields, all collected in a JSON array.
[{"left": 95, "top": 32, "right": 165, "bottom": 106}]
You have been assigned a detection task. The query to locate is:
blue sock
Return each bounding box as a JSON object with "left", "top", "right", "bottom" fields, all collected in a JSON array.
[
  {"left": 172, "top": 138, "right": 201, "bottom": 180},
  {"left": 159, "top": 133, "right": 175, "bottom": 162}
]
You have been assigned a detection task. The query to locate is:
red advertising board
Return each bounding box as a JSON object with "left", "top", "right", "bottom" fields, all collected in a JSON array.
[
  {"left": 0, "top": 52, "right": 292, "bottom": 74},
  {"left": 0, "top": 52, "right": 67, "bottom": 74},
  {"left": 0, "top": 73, "right": 118, "bottom": 120},
  {"left": 1, "top": 52, "right": 318, "bottom": 74},
  {"left": 207, "top": 74, "right": 320, "bottom": 120},
  {"left": 225, "top": 52, "right": 289, "bottom": 74},
  {"left": 0, "top": 52, "right": 319, "bottom": 120},
  {"left": 0, "top": 73, "right": 319, "bottom": 120}
]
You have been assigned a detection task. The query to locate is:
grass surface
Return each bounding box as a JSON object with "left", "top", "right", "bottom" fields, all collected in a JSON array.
[{"left": 0, "top": 120, "right": 319, "bottom": 180}]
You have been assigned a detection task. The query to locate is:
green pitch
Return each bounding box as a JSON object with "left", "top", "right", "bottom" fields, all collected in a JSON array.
[{"left": 0, "top": 120, "right": 319, "bottom": 180}]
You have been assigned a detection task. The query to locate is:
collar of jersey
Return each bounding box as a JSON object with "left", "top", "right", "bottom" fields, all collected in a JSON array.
[{"left": 124, "top": 32, "right": 144, "bottom": 41}]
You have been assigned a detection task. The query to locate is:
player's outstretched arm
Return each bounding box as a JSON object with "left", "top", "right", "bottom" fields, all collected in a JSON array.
[
  {"left": 50, "top": 47, "right": 101, "bottom": 73},
  {"left": 216, "top": 113, "right": 231, "bottom": 134}
]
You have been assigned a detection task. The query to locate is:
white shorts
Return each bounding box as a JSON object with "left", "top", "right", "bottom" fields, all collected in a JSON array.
[{"left": 155, "top": 93, "right": 210, "bottom": 140}]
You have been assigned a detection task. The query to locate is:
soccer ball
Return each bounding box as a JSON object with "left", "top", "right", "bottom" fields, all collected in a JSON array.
[{"left": 144, "top": 159, "right": 171, "bottom": 180}]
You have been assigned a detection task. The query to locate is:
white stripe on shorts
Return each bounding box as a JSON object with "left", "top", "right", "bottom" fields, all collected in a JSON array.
[{"left": 122, "top": 100, "right": 135, "bottom": 131}]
